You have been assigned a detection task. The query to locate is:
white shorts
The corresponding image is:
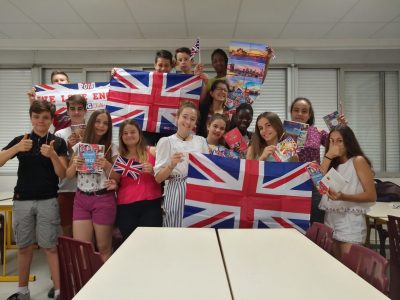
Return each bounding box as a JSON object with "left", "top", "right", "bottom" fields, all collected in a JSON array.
[{"left": 324, "top": 211, "right": 366, "bottom": 244}]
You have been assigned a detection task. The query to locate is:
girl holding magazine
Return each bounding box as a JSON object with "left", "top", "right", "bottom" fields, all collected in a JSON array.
[{"left": 319, "top": 125, "right": 376, "bottom": 259}]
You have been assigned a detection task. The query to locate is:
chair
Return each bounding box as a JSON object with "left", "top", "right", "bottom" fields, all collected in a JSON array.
[
  {"left": 57, "top": 236, "right": 104, "bottom": 300},
  {"left": 305, "top": 222, "right": 334, "bottom": 254},
  {"left": 388, "top": 215, "right": 400, "bottom": 300},
  {"left": 341, "top": 243, "right": 389, "bottom": 294}
]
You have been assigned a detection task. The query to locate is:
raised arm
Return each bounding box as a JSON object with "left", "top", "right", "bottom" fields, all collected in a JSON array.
[{"left": 0, "top": 134, "right": 32, "bottom": 167}]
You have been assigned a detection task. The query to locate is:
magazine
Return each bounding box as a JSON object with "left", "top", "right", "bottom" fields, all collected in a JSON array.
[
  {"left": 272, "top": 137, "right": 297, "bottom": 162},
  {"left": 283, "top": 120, "right": 309, "bottom": 148},
  {"left": 224, "top": 127, "right": 248, "bottom": 152},
  {"left": 323, "top": 111, "right": 339, "bottom": 130},
  {"left": 319, "top": 167, "right": 348, "bottom": 195},
  {"left": 77, "top": 143, "right": 105, "bottom": 174},
  {"left": 306, "top": 162, "right": 328, "bottom": 195}
]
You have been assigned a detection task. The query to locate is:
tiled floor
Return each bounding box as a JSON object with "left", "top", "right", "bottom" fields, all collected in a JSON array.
[{"left": 1, "top": 249, "right": 53, "bottom": 300}]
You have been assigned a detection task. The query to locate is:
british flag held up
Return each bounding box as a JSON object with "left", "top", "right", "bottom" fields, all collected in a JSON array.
[
  {"left": 183, "top": 153, "right": 313, "bottom": 233},
  {"left": 106, "top": 69, "right": 202, "bottom": 133},
  {"left": 112, "top": 155, "right": 143, "bottom": 180}
]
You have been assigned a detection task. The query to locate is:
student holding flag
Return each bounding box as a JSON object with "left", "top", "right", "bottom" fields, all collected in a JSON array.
[{"left": 111, "top": 120, "right": 162, "bottom": 241}]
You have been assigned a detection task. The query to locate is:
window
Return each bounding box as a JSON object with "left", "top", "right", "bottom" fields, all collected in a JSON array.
[{"left": 344, "top": 71, "right": 399, "bottom": 174}]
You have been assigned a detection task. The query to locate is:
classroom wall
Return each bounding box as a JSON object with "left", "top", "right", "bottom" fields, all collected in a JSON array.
[{"left": 0, "top": 48, "right": 399, "bottom": 192}]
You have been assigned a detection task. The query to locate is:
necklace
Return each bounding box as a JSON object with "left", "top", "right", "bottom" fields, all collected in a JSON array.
[{"left": 176, "top": 132, "right": 190, "bottom": 141}]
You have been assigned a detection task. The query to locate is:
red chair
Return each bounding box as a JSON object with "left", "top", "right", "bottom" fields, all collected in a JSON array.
[
  {"left": 57, "top": 236, "right": 104, "bottom": 300},
  {"left": 388, "top": 215, "right": 400, "bottom": 300},
  {"left": 305, "top": 222, "right": 334, "bottom": 254},
  {"left": 342, "top": 243, "right": 389, "bottom": 294}
]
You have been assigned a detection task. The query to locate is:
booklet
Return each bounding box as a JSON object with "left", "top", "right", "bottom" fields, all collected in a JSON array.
[
  {"left": 319, "top": 167, "right": 348, "bottom": 195},
  {"left": 323, "top": 111, "right": 339, "bottom": 130},
  {"left": 77, "top": 143, "right": 105, "bottom": 174},
  {"left": 306, "top": 162, "right": 328, "bottom": 195},
  {"left": 283, "top": 120, "right": 309, "bottom": 148},
  {"left": 272, "top": 137, "right": 297, "bottom": 162},
  {"left": 224, "top": 127, "right": 248, "bottom": 152},
  {"left": 71, "top": 124, "right": 86, "bottom": 139}
]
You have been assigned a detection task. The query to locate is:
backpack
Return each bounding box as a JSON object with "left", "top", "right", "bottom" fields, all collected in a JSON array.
[{"left": 374, "top": 179, "right": 400, "bottom": 202}]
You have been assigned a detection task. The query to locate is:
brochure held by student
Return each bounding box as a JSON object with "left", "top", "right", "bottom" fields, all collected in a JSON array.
[
  {"left": 319, "top": 167, "right": 348, "bottom": 195},
  {"left": 283, "top": 120, "right": 309, "bottom": 148},
  {"left": 71, "top": 124, "right": 86, "bottom": 139},
  {"left": 224, "top": 127, "right": 248, "bottom": 152},
  {"left": 77, "top": 143, "right": 105, "bottom": 174},
  {"left": 306, "top": 162, "right": 328, "bottom": 195},
  {"left": 272, "top": 137, "right": 297, "bottom": 162},
  {"left": 323, "top": 111, "right": 339, "bottom": 130}
]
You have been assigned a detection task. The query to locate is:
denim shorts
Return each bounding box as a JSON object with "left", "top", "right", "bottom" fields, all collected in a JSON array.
[{"left": 12, "top": 198, "right": 60, "bottom": 248}]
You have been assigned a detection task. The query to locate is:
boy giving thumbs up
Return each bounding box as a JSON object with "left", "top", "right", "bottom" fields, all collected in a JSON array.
[{"left": 0, "top": 100, "right": 68, "bottom": 300}]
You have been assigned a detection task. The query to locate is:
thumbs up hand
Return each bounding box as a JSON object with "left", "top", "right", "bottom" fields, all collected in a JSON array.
[
  {"left": 17, "top": 133, "right": 33, "bottom": 152},
  {"left": 41, "top": 140, "right": 56, "bottom": 158}
]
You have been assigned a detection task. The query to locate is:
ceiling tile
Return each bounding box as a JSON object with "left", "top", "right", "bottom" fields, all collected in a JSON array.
[
  {"left": 40, "top": 23, "right": 97, "bottom": 39},
  {"left": 139, "top": 23, "right": 187, "bottom": 38},
  {"left": 0, "top": 23, "right": 52, "bottom": 38},
  {"left": 90, "top": 23, "right": 142, "bottom": 39},
  {"left": 185, "top": 0, "right": 240, "bottom": 23},
  {"left": 342, "top": 0, "right": 400, "bottom": 22},
  {"left": 235, "top": 23, "right": 285, "bottom": 39},
  {"left": 280, "top": 23, "right": 334, "bottom": 39},
  {"left": 371, "top": 22, "right": 400, "bottom": 38},
  {"left": 289, "top": 0, "right": 358, "bottom": 23},
  {"left": 238, "top": 0, "right": 298, "bottom": 23},
  {"left": 327, "top": 22, "right": 387, "bottom": 38},
  {"left": 68, "top": 0, "right": 134, "bottom": 23},
  {"left": 126, "top": 0, "right": 184, "bottom": 23},
  {"left": 10, "top": 0, "right": 82, "bottom": 23},
  {"left": 0, "top": 0, "right": 33, "bottom": 23},
  {"left": 188, "top": 23, "right": 234, "bottom": 38}
]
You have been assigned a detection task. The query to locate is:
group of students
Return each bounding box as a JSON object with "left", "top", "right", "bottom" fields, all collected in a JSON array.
[{"left": 1, "top": 48, "right": 376, "bottom": 300}]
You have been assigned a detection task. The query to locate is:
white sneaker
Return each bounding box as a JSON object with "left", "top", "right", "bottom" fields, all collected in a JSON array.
[{"left": 7, "top": 292, "right": 30, "bottom": 300}]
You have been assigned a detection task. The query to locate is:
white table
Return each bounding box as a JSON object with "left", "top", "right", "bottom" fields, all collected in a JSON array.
[
  {"left": 367, "top": 202, "right": 400, "bottom": 219},
  {"left": 218, "top": 228, "right": 389, "bottom": 300},
  {"left": 73, "top": 227, "right": 232, "bottom": 300}
]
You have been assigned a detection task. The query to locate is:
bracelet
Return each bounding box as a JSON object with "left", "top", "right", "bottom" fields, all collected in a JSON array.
[{"left": 324, "top": 155, "right": 333, "bottom": 160}]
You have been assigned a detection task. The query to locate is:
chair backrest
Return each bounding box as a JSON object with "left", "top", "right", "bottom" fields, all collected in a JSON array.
[
  {"left": 57, "top": 236, "right": 104, "bottom": 300},
  {"left": 388, "top": 215, "right": 400, "bottom": 300},
  {"left": 305, "top": 222, "right": 334, "bottom": 254},
  {"left": 342, "top": 243, "right": 389, "bottom": 294}
]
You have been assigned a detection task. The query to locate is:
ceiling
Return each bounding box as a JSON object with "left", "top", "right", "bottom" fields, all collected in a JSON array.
[{"left": 0, "top": 0, "right": 399, "bottom": 50}]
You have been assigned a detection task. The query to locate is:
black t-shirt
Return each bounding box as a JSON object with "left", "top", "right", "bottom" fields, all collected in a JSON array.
[{"left": 2, "top": 132, "right": 67, "bottom": 200}]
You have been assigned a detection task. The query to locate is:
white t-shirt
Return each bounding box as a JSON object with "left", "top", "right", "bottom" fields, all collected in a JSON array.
[
  {"left": 55, "top": 127, "right": 77, "bottom": 192},
  {"left": 72, "top": 142, "right": 119, "bottom": 192},
  {"left": 155, "top": 134, "right": 208, "bottom": 177}
]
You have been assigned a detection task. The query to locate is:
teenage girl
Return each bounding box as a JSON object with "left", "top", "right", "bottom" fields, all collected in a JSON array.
[
  {"left": 155, "top": 101, "right": 208, "bottom": 227},
  {"left": 206, "top": 113, "right": 239, "bottom": 159},
  {"left": 247, "top": 112, "right": 296, "bottom": 161},
  {"left": 319, "top": 125, "right": 376, "bottom": 259},
  {"left": 290, "top": 97, "right": 347, "bottom": 223},
  {"left": 115, "top": 120, "right": 162, "bottom": 241},
  {"left": 66, "top": 109, "right": 119, "bottom": 261}
]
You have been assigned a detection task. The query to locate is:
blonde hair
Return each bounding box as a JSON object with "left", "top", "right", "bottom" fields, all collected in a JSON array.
[{"left": 118, "top": 120, "right": 147, "bottom": 163}]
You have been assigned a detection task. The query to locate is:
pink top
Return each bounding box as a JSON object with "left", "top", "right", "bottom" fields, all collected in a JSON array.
[
  {"left": 117, "top": 147, "right": 162, "bottom": 205},
  {"left": 297, "top": 125, "right": 328, "bottom": 164}
]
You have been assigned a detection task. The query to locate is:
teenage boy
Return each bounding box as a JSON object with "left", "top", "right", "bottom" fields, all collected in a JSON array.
[
  {"left": 1, "top": 101, "right": 68, "bottom": 300},
  {"left": 175, "top": 47, "right": 208, "bottom": 103},
  {"left": 55, "top": 95, "right": 87, "bottom": 237}
]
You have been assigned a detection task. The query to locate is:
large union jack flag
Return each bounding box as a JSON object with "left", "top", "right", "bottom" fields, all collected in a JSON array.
[
  {"left": 183, "top": 153, "right": 313, "bottom": 233},
  {"left": 112, "top": 155, "right": 143, "bottom": 180},
  {"left": 106, "top": 69, "right": 202, "bottom": 133}
]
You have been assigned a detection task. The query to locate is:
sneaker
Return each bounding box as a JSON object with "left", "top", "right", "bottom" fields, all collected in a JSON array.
[
  {"left": 47, "top": 287, "right": 55, "bottom": 298},
  {"left": 7, "top": 292, "right": 30, "bottom": 300}
]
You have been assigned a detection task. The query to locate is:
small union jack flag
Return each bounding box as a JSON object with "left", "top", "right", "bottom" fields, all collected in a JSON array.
[
  {"left": 112, "top": 155, "right": 143, "bottom": 180},
  {"left": 190, "top": 37, "right": 200, "bottom": 59}
]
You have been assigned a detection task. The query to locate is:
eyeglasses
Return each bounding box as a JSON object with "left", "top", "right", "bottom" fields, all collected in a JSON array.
[{"left": 215, "top": 87, "right": 228, "bottom": 93}]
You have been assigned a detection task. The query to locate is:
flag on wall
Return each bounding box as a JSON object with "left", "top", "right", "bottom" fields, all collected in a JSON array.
[
  {"left": 112, "top": 155, "right": 143, "bottom": 180},
  {"left": 106, "top": 68, "right": 202, "bottom": 133},
  {"left": 183, "top": 153, "right": 313, "bottom": 232},
  {"left": 190, "top": 37, "right": 200, "bottom": 59}
]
